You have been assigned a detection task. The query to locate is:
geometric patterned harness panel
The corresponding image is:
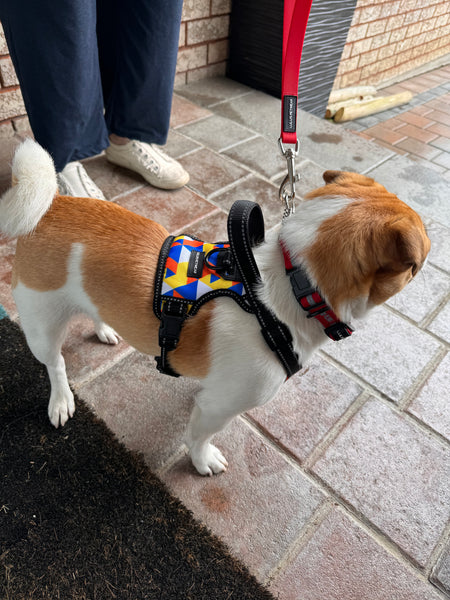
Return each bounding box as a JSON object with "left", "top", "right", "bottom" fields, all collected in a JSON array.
[{"left": 159, "top": 234, "right": 245, "bottom": 315}]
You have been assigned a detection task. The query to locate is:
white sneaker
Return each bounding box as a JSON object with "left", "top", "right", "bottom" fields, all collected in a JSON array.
[
  {"left": 57, "top": 161, "right": 106, "bottom": 200},
  {"left": 105, "top": 140, "right": 189, "bottom": 190}
]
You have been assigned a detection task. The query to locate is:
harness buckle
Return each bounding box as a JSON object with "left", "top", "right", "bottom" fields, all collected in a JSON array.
[
  {"left": 324, "top": 322, "right": 354, "bottom": 341},
  {"left": 289, "top": 267, "right": 316, "bottom": 301},
  {"left": 159, "top": 306, "right": 187, "bottom": 351}
]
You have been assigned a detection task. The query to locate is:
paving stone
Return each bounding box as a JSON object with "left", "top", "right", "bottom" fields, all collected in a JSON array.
[
  {"left": 170, "top": 94, "right": 212, "bottom": 128},
  {"left": 396, "top": 137, "right": 442, "bottom": 161},
  {"left": 214, "top": 92, "right": 393, "bottom": 174},
  {"left": 178, "top": 147, "right": 249, "bottom": 198},
  {"left": 368, "top": 154, "right": 450, "bottom": 227},
  {"left": 297, "top": 110, "right": 394, "bottom": 173},
  {"left": 409, "top": 352, "right": 450, "bottom": 441},
  {"left": 177, "top": 208, "right": 229, "bottom": 240},
  {"left": 427, "top": 122, "right": 450, "bottom": 139},
  {"left": 428, "top": 109, "right": 450, "bottom": 127},
  {"left": 386, "top": 263, "right": 450, "bottom": 324},
  {"left": 348, "top": 115, "right": 381, "bottom": 129},
  {"left": 408, "top": 154, "right": 448, "bottom": 174},
  {"left": 364, "top": 123, "right": 408, "bottom": 144},
  {"left": 164, "top": 129, "right": 201, "bottom": 159},
  {"left": 162, "top": 418, "right": 325, "bottom": 580},
  {"left": 213, "top": 90, "right": 282, "bottom": 140},
  {"left": 432, "top": 151, "right": 450, "bottom": 170},
  {"left": 271, "top": 507, "right": 443, "bottom": 600},
  {"left": 223, "top": 136, "right": 287, "bottom": 179},
  {"left": 248, "top": 355, "right": 362, "bottom": 464},
  {"left": 178, "top": 114, "right": 255, "bottom": 152},
  {"left": 342, "top": 120, "right": 366, "bottom": 131},
  {"left": 396, "top": 123, "right": 439, "bottom": 144},
  {"left": 83, "top": 155, "right": 144, "bottom": 201},
  {"left": 431, "top": 544, "right": 450, "bottom": 596},
  {"left": 78, "top": 351, "right": 200, "bottom": 471},
  {"left": 62, "top": 315, "right": 132, "bottom": 386},
  {"left": 410, "top": 104, "right": 434, "bottom": 117},
  {"left": 430, "top": 136, "right": 450, "bottom": 153},
  {"left": 117, "top": 184, "right": 218, "bottom": 233},
  {"left": 396, "top": 111, "right": 434, "bottom": 129},
  {"left": 312, "top": 399, "right": 450, "bottom": 566},
  {"left": 323, "top": 306, "right": 440, "bottom": 402},
  {"left": 427, "top": 300, "right": 450, "bottom": 344},
  {"left": 213, "top": 175, "right": 284, "bottom": 230},
  {"left": 175, "top": 76, "right": 252, "bottom": 107},
  {"left": 426, "top": 220, "right": 450, "bottom": 273}
]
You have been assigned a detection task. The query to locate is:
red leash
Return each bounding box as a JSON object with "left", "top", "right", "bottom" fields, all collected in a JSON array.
[{"left": 279, "top": 0, "right": 314, "bottom": 216}]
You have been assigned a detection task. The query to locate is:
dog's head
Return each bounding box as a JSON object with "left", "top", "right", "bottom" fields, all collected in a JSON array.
[{"left": 283, "top": 170, "right": 430, "bottom": 319}]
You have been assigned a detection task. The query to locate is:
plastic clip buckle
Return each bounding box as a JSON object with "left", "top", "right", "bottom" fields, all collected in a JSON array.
[
  {"left": 324, "top": 322, "right": 353, "bottom": 341},
  {"left": 289, "top": 267, "right": 316, "bottom": 301},
  {"left": 159, "top": 310, "right": 186, "bottom": 351}
]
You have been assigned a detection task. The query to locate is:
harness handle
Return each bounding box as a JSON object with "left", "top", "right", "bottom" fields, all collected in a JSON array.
[{"left": 227, "top": 201, "right": 301, "bottom": 379}]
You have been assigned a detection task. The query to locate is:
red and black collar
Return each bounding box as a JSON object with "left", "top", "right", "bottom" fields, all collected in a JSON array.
[{"left": 281, "top": 242, "right": 353, "bottom": 341}]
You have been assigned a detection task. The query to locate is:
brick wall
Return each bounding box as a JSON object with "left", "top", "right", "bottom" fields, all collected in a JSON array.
[
  {"left": 0, "top": 0, "right": 232, "bottom": 137},
  {"left": 334, "top": 0, "right": 450, "bottom": 90},
  {"left": 0, "top": 24, "right": 26, "bottom": 138},
  {"left": 176, "top": 0, "right": 231, "bottom": 86}
]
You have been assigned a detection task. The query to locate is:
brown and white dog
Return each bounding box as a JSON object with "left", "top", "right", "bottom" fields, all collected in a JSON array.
[{"left": 1, "top": 140, "right": 430, "bottom": 475}]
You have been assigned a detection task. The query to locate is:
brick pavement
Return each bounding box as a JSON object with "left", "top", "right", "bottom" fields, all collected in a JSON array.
[
  {"left": 342, "top": 64, "right": 450, "bottom": 180},
  {"left": 1, "top": 65, "right": 450, "bottom": 599}
]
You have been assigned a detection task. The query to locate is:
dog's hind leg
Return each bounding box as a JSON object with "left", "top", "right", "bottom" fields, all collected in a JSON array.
[{"left": 13, "top": 282, "right": 75, "bottom": 428}]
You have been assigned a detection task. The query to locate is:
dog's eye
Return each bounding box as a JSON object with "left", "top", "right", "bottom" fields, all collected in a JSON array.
[{"left": 409, "top": 263, "right": 418, "bottom": 276}]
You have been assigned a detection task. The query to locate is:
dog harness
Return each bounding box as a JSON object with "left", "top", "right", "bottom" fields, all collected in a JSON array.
[
  {"left": 153, "top": 200, "right": 352, "bottom": 378},
  {"left": 153, "top": 234, "right": 253, "bottom": 376}
]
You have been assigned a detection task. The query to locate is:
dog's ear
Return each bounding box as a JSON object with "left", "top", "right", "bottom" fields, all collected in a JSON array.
[
  {"left": 322, "top": 170, "right": 342, "bottom": 184},
  {"left": 391, "top": 220, "right": 430, "bottom": 275},
  {"left": 369, "top": 218, "right": 430, "bottom": 304}
]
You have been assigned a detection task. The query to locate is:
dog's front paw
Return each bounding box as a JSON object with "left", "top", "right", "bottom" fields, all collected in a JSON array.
[
  {"left": 95, "top": 322, "right": 120, "bottom": 345},
  {"left": 48, "top": 389, "right": 75, "bottom": 428},
  {"left": 190, "top": 443, "right": 228, "bottom": 476}
]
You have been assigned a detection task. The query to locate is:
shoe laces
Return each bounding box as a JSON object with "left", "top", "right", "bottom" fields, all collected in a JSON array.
[
  {"left": 75, "top": 164, "right": 104, "bottom": 197},
  {"left": 131, "top": 141, "right": 159, "bottom": 174}
]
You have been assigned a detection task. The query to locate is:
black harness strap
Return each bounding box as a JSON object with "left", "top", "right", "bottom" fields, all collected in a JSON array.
[
  {"left": 153, "top": 200, "right": 301, "bottom": 379},
  {"left": 227, "top": 201, "right": 301, "bottom": 378}
]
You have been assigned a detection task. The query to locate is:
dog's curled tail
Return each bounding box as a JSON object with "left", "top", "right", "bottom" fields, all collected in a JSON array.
[{"left": 0, "top": 139, "right": 57, "bottom": 238}]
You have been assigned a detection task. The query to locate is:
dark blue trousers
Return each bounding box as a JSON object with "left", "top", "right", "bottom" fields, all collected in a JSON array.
[{"left": 0, "top": 0, "right": 183, "bottom": 171}]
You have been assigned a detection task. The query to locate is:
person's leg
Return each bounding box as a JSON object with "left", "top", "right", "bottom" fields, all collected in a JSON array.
[
  {"left": 97, "top": 0, "right": 183, "bottom": 145},
  {"left": 1, "top": 0, "right": 109, "bottom": 172},
  {"left": 97, "top": 0, "right": 188, "bottom": 190}
]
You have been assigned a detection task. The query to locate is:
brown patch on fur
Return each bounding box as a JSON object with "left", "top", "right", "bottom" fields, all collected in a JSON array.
[
  {"left": 13, "top": 195, "right": 211, "bottom": 378},
  {"left": 304, "top": 172, "right": 430, "bottom": 315}
]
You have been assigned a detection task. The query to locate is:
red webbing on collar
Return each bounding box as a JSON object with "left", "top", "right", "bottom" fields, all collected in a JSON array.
[
  {"left": 280, "top": 242, "right": 353, "bottom": 341},
  {"left": 281, "top": 0, "right": 314, "bottom": 145}
]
